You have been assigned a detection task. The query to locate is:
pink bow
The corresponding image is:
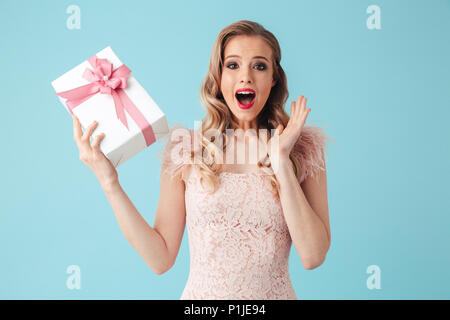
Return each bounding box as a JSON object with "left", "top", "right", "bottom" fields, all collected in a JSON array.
[{"left": 55, "top": 55, "right": 155, "bottom": 146}]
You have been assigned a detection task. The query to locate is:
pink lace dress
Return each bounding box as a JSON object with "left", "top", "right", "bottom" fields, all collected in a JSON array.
[{"left": 160, "top": 125, "right": 330, "bottom": 300}]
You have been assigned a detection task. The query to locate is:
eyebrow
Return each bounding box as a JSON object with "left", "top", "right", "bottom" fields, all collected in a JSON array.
[{"left": 224, "top": 55, "right": 269, "bottom": 62}]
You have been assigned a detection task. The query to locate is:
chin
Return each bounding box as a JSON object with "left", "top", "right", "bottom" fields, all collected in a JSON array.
[{"left": 228, "top": 100, "right": 262, "bottom": 124}]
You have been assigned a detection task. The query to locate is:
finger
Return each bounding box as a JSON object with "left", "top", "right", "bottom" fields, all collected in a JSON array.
[
  {"left": 287, "top": 101, "right": 296, "bottom": 128},
  {"left": 91, "top": 132, "right": 105, "bottom": 150},
  {"left": 276, "top": 124, "right": 284, "bottom": 135},
  {"left": 299, "top": 98, "right": 308, "bottom": 121},
  {"left": 306, "top": 106, "right": 311, "bottom": 117},
  {"left": 302, "top": 99, "right": 311, "bottom": 119},
  {"left": 81, "top": 121, "right": 98, "bottom": 141},
  {"left": 294, "top": 97, "right": 302, "bottom": 120},
  {"left": 302, "top": 97, "right": 307, "bottom": 112},
  {"left": 72, "top": 114, "right": 83, "bottom": 143},
  {"left": 300, "top": 96, "right": 306, "bottom": 116},
  {"left": 297, "top": 95, "right": 304, "bottom": 112},
  {"left": 273, "top": 125, "right": 281, "bottom": 137},
  {"left": 291, "top": 98, "right": 300, "bottom": 123},
  {"left": 300, "top": 108, "right": 310, "bottom": 127}
]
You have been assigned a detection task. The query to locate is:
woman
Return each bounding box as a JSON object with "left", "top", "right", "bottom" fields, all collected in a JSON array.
[{"left": 72, "top": 20, "right": 332, "bottom": 300}]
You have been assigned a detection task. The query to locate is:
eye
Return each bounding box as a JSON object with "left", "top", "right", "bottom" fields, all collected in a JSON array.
[
  {"left": 254, "top": 63, "right": 267, "bottom": 71},
  {"left": 225, "top": 61, "right": 267, "bottom": 71}
]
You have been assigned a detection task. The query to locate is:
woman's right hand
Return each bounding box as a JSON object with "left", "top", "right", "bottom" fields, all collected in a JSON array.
[{"left": 72, "top": 114, "right": 118, "bottom": 189}]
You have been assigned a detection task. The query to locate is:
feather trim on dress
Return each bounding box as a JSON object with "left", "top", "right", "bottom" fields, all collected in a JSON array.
[
  {"left": 156, "top": 123, "right": 333, "bottom": 184},
  {"left": 155, "top": 122, "right": 194, "bottom": 180},
  {"left": 291, "top": 125, "right": 333, "bottom": 184}
]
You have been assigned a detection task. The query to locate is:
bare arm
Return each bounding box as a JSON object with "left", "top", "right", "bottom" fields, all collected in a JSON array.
[
  {"left": 269, "top": 95, "right": 330, "bottom": 270},
  {"left": 275, "top": 154, "right": 330, "bottom": 270},
  {"left": 102, "top": 181, "right": 171, "bottom": 275},
  {"left": 72, "top": 114, "right": 186, "bottom": 275},
  {"left": 101, "top": 165, "right": 187, "bottom": 275}
]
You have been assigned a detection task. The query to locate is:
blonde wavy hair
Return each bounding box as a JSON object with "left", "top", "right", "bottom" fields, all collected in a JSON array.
[{"left": 191, "top": 20, "right": 302, "bottom": 195}]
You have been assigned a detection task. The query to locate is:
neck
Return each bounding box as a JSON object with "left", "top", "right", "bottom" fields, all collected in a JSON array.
[{"left": 230, "top": 117, "right": 259, "bottom": 132}]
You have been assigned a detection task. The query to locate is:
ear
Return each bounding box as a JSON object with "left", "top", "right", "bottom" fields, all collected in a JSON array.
[{"left": 271, "top": 79, "right": 277, "bottom": 88}]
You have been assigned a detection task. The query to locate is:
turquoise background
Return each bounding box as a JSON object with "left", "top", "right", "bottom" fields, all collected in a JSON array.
[{"left": 1, "top": 0, "right": 449, "bottom": 299}]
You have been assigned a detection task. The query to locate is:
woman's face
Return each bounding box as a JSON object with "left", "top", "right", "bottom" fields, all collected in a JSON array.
[{"left": 220, "top": 35, "right": 276, "bottom": 130}]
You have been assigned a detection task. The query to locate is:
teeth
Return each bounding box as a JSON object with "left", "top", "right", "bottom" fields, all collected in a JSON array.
[{"left": 237, "top": 91, "right": 254, "bottom": 95}]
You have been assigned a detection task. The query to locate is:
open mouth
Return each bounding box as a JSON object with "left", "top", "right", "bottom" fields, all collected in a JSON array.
[{"left": 235, "top": 89, "right": 256, "bottom": 109}]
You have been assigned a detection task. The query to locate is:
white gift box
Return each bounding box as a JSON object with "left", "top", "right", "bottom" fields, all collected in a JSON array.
[{"left": 51, "top": 46, "right": 169, "bottom": 167}]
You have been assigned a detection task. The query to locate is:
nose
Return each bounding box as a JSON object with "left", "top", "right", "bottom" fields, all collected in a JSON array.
[{"left": 239, "top": 67, "right": 253, "bottom": 84}]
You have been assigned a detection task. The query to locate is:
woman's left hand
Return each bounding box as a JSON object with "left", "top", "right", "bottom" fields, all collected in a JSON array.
[{"left": 266, "top": 94, "right": 310, "bottom": 172}]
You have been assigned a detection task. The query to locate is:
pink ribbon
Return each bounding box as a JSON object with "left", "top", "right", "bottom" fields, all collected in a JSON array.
[{"left": 55, "top": 55, "right": 155, "bottom": 146}]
